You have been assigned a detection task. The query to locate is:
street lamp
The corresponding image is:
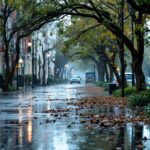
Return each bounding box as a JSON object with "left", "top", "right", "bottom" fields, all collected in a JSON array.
[
  {"left": 19, "top": 57, "right": 24, "bottom": 88},
  {"left": 28, "top": 41, "right": 32, "bottom": 47},
  {"left": 16, "top": 63, "right": 19, "bottom": 90},
  {"left": 28, "top": 40, "right": 35, "bottom": 88},
  {"left": 19, "top": 57, "right": 23, "bottom": 74},
  {"left": 16, "top": 57, "right": 24, "bottom": 90},
  {"left": 117, "top": 67, "right": 120, "bottom": 72}
]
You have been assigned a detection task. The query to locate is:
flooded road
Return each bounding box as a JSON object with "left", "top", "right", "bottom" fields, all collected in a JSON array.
[{"left": 0, "top": 84, "right": 150, "bottom": 150}]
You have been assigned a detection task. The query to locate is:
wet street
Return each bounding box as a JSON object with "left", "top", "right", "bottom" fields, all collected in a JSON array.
[{"left": 0, "top": 84, "right": 150, "bottom": 150}]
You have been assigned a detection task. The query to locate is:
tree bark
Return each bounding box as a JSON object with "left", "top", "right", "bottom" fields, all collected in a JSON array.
[
  {"left": 97, "top": 58, "right": 105, "bottom": 82},
  {"left": 133, "top": 12, "right": 146, "bottom": 92},
  {"left": 2, "top": 37, "right": 20, "bottom": 91},
  {"left": 108, "top": 65, "right": 113, "bottom": 82}
]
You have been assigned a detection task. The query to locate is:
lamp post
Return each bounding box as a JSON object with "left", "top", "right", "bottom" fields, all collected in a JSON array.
[
  {"left": 16, "top": 63, "right": 19, "bottom": 90},
  {"left": 19, "top": 57, "right": 24, "bottom": 88},
  {"left": 28, "top": 41, "right": 34, "bottom": 88},
  {"left": 19, "top": 57, "right": 23, "bottom": 74},
  {"left": 16, "top": 57, "right": 24, "bottom": 90}
]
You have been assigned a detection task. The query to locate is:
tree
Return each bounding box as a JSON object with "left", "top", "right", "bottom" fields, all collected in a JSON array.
[
  {"left": 54, "top": 50, "right": 67, "bottom": 80},
  {"left": 59, "top": 17, "right": 121, "bottom": 84},
  {"left": 126, "top": 0, "right": 150, "bottom": 15},
  {"left": 0, "top": 0, "right": 63, "bottom": 91},
  {"left": 53, "top": 0, "right": 150, "bottom": 92}
]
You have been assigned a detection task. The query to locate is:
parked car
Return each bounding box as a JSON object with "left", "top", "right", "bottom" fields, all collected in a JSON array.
[
  {"left": 70, "top": 76, "right": 81, "bottom": 84},
  {"left": 113, "top": 72, "right": 135, "bottom": 86},
  {"left": 146, "top": 77, "right": 150, "bottom": 87}
]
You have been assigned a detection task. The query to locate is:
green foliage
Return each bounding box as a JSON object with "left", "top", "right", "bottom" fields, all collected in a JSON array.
[
  {"left": 113, "top": 86, "right": 136, "bottom": 97},
  {"left": 137, "top": 0, "right": 150, "bottom": 5},
  {"left": 139, "top": 89, "right": 150, "bottom": 95},
  {"left": 128, "top": 90, "right": 150, "bottom": 107},
  {"left": 96, "top": 81, "right": 109, "bottom": 91},
  {"left": 124, "top": 86, "right": 136, "bottom": 95},
  {"left": 8, "top": 84, "right": 16, "bottom": 91},
  {"left": 145, "top": 104, "right": 150, "bottom": 116},
  {"left": 103, "top": 82, "right": 109, "bottom": 91},
  {"left": 25, "top": 75, "right": 32, "bottom": 85},
  {"left": 95, "top": 81, "right": 104, "bottom": 87},
  {"left": 47, "top": 75, "right": 55, "bottom": 85},
  {"left": 113, "top": 89, "right": 122, "bottom": 97}
]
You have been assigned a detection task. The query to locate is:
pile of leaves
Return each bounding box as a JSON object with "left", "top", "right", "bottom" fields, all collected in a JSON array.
[
  {"left": 68, "top": 96, "right": 150, "bottom": 128},
  {"left": 77, "top": 96, "right": 127, "bottom": 108},
  {"left": 79, "top": 113, "right": 150, "bottom": 128}
]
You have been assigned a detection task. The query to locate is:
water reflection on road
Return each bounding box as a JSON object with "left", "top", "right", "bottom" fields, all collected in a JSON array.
[{"left": 0, "top": 84, "right": 150, "bottom": 150}]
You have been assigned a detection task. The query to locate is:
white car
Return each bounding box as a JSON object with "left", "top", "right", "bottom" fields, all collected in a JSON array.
[
  {"left": 113, "top": 72, "right": 135, "bottom": 85},
  {"left": 146, "top": 77, "right": 150, "bottom": 87},
  {"left": 70, "top": 76, "right": 81, "bottom": 84}
]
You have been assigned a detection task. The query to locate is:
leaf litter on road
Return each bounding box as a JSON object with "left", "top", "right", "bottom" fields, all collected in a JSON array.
[{"left": 67, "top": 95, "right": 150, "bottom": 129}]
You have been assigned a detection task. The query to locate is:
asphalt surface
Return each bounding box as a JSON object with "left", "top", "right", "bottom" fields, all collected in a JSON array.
[{"left": 0, "top": 84, "right": 150, "bottom": 150}]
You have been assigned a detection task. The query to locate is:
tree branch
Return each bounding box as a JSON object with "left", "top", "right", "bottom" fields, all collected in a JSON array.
[{"left": 126, "top": 0, "right": 150, "bottom": 14}]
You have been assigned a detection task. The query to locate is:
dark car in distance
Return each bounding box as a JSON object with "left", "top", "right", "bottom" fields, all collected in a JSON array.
[{"left": 85, "top": 72, "right": 95, "bottom": 83}]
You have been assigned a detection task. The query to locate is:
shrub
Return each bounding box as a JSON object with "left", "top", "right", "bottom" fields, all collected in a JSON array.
[
  {"left": 113, "top": 86, "right": 136, "bottom": 97},
  {"left": 103, "top": 82, "right": 109, "bottom": 91},
  {"left": 8, "top": 84, "right": 16, "bottom": 91},
  {"left": 139, "top": 89, "right": 150, "bottom": 96},
  {"left": 128, "top": 93, "right": 150, "bottom": 107},
  {"left": 47, "top": 75, "right": 55, "bottom": 85},
  {"left": 96, "top": 81, "right": 109, "bottom": 91},
  {"left": 145, "top": 104, "right": 150, "bottom": 116},
  {"left": 124, "top": 86, "right": 136, "bottom": 96},
  {"left": 95, "top": 81, "right": 104, "bottom": 87},
  {"left": 113, "top": 89, "right": 122, "bottom": 97},
  {"left": 25, "top": 75, "right": 32, "bottom": 85}
]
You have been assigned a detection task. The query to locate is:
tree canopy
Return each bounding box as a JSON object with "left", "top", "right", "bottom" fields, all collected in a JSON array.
[{"left": 0, "top": 0, "right": 150, "bottom": 92}]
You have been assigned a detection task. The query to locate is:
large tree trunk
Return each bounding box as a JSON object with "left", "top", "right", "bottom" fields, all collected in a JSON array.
[
  {"left": 134, "top": 60, "right": 145, "bottom": 91},
  {"left": 2, "top": 43, "right": 12, "bottom": 91},
  {"left": 97, "top": 59, "right": 105, "bottom": 82},
  {"left": 133, "top": 52, "right": 146, "bottom": 92},
  {"left": 133, "top": 12, "right": 146, "bottom": 92},
  {"left": 101, "top": 49, "right": 122, "bottom": 87},
  {"left": 2, "top": 60, "right": 10, "bottom": 91},
  {"left": 108, "top": 65, "right": 113, "bottom": 82},
  {"left": 2, "top": 38, "right": 20, "bottom": 91}
]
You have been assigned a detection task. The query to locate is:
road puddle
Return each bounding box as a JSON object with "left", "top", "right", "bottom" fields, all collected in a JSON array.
[{"left": 0, "top": 85, "right": 150, "bottom": 150}]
